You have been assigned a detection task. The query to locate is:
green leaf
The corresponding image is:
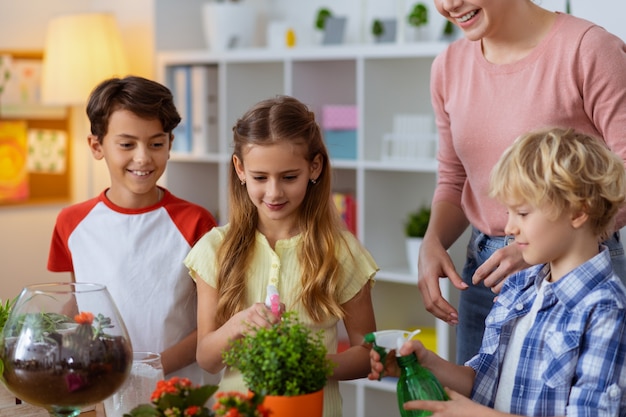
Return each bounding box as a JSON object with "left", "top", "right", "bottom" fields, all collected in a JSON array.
[
  {"left": 188, "top": 384, "right": 219, "bottom": 406},
  {"left": 123, "top": 404, "right": 162, "bottom": 416}
]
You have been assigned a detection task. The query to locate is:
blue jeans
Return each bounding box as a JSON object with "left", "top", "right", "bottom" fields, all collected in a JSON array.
[{"left": 455, "top": 227, "right": 626, "bottom": 365}]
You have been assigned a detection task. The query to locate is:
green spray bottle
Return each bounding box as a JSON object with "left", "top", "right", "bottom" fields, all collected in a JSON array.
[{"left": 364, "top": 329, "right": 448, "bottom": 417}]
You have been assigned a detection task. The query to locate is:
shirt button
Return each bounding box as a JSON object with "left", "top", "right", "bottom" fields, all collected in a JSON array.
[
  {"left": 272, "top": 264, "right": 278, "bottom": 269},
  {"left": 608, "top": 385, "right": 620, "bottom": 398},
  {"left": 516, "top": 303, "right": 524, "bottom": 311}
]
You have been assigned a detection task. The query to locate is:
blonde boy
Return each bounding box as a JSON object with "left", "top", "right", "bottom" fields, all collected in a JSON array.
[{"left": 373, "top": 127, "right": 626, "bottom": 416}]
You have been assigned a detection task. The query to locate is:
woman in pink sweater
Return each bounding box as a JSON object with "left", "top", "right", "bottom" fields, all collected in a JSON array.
[{"left": 418, "top": 0, "right": 626, "bottom": 364}]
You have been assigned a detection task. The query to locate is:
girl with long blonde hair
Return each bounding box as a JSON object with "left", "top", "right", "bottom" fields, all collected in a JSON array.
[{"left": 185, "top": 95, "right": 378, "bottom": 416}]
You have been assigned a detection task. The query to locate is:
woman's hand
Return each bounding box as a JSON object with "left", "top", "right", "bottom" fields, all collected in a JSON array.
[
  {"left": 472, "top": 243, "right": 529, "bottom": 294},
  {"left": 417, "top": 237, "right": 467, "bottom": 325},
  {"left": 416, "top": 201, "right": 470, "bottom": 325}
]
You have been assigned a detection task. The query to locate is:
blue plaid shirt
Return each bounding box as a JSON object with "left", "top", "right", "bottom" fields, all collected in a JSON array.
[{"left": 468, "top": 247, "right": 626, "bottom": 416}]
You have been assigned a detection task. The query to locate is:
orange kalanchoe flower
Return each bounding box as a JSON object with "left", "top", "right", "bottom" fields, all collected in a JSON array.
[
  {"left": 128, "top": 376, "right": 218, "bottom": 417},
  {"left": 74, "top": 311, "right": 94, "bottom": 325},
  {"left": 184, "top": 405, "right": 201, "bottom": 416}
]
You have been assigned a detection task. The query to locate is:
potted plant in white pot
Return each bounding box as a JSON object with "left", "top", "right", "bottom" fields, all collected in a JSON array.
[
  {"left": 405, "top": 205, "right": 430, "bottom": 276},
  {"left": 406, "top": 2, "right": 429, "bottom": 41},
  {"left": 222, "top": 311, "right": 334, "bottom": 417}
]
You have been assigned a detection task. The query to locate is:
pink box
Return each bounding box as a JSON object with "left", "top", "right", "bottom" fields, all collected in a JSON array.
[{"left": 321, "top": 105, "right": 358, "bottom": 130}]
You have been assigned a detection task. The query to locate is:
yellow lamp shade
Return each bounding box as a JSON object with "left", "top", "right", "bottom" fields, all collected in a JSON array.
[{"left": 41, "top": 13, "right": 128, "bottom": 106}]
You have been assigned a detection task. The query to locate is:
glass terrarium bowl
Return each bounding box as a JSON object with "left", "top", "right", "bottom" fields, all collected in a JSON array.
[{"left": 0, "top": 282, "right": 132, "bottom": 417}]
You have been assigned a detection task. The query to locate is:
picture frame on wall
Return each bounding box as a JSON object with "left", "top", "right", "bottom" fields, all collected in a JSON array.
[
  {"left": 0, "top": 50, "right": 71, "bottom": 206},
  {"left": 0, "top": 50, "right": 66, "bottom": 120}
]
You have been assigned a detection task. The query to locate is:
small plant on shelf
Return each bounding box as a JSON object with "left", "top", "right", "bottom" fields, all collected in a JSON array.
[
  {"left": 222, "top": 311, "right": 334, "bottom": 397},
  {"left": 407, "top": 3, "right": 428, "bottom": 29},
  {"left": 372, "top": 19, "right": 384, "bottom": 39},
  {"left": 314, "top": 7, "right": 333, "bottom": 32},
  {"left": 405, "top": 205, "right": 431, "bottom": 238}
]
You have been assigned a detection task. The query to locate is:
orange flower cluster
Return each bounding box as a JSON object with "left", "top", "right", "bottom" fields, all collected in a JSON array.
[
  {"left": 74, "top": 311, "right": 94, "bottom": 325},
  {"left": 126, "top": 377, "right": 216, "bottom": 417},
  {"left": 151, "top": 377, "right": 194, "bottom": 402}
]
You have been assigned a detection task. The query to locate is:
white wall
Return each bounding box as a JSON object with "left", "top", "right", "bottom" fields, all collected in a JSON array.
[{"left": 0, "top": 0, "right": 154, "bottom": 301}]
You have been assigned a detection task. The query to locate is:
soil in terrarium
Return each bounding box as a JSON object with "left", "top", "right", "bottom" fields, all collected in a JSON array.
[{"left": 2, "top": 335, "right": 132, "bottom": 408}]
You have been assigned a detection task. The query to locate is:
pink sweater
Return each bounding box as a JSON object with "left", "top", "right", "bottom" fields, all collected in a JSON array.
[{"left": 431, "top": 13, "right": 626, "bottom": 236}]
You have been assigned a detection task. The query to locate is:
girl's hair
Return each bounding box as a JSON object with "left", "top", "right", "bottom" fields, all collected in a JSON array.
[
  {"left": 489, "top": 127, "right": 626, "bottom": 237},
  {"left": 214, "top": 95, "right": 348, "bottom": 325},
  {"left": 86, "top": 75, "right": 181, "bottom": 142}
]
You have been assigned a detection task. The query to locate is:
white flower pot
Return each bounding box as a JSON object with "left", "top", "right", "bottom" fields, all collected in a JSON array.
[
  {"left": 406, "top": 237, "right": 423, "bottom": 277},
  {"left": 202, "top": 3, "right": 257, "bottom": 51}
]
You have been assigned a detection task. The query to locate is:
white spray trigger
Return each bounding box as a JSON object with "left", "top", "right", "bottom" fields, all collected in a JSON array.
[{"left": 395, "top": 329, "right": 422, "bottom": 356}]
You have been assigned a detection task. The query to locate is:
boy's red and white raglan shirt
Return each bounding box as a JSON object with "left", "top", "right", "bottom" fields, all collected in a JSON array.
[{"left": 48, "top": 187, "right": 218, "bottom": 384}]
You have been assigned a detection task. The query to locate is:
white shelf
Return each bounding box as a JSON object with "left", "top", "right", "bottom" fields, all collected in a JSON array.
[{"left": 157, "top": 43, "right": 448, "bottom": 417}]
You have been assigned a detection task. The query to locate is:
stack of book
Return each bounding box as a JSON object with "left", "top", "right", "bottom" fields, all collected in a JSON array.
[{"left": 169, "top": 65, "right": 219, "bottom": 155}]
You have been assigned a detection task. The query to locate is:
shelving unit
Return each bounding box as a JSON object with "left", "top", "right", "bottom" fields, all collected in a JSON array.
[{"left": 156, "top": 42, "right": 451, "bottom": 417}]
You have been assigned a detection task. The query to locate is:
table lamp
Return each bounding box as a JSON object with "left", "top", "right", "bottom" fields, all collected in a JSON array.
[{"left": 40, "top": 12, "right": 128, "bottom": 200}]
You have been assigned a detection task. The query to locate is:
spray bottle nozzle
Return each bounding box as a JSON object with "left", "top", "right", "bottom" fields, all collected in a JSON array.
[{"left": 265, "top": 284, "right": 281, "bottom": 317}]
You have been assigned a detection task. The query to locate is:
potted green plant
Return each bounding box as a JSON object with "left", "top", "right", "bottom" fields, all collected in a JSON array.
[
  {"left": 405, "top": 205, "right": 430, "bottom": 276},
  {"left": 371, "top": 18, "right": 397, "bottom": 43},
  {"left": 314, "top": 7, "right": 346, "bottom": 45},
  {"left": 407, "top": 2, "right": 429, "bottom": 41},
  {"left": 222, "top": 311, "right": 334, "bottom": 417},
  {"left": 314, "top": 7, "right": 332, "bottom": 33}
]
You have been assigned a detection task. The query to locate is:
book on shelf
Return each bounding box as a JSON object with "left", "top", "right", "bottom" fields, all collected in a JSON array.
[
  {"left": 333, "top": 191, "right": 356, "bottom": 235},
  {"left": 170, "top": 65, "right": 219, "bottom": 156},
  {"left": 170, "top": 65, "right": 192, "bottom": 153},
  {"left": 190, "top": 65, "right": 219, "bottom": 155}
]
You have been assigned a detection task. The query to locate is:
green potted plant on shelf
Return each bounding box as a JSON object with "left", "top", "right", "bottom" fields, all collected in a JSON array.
[
  {"left": 371, "top": 18, "right": 397, "bottom": 43},
  {"left": 405, "top": 205, "right": 431, "bottom": 276},
  {"left": 407, "top": 2, "right": 429, "bottom": 41},
  {"left": 313, "top": 7, "right": 346, "bottom": 45},
  {"left": 372, "top": 19, "right": 384, "bottom": 40},
  {"left": 222, "top": 311, "right": 334, "bottom": 417},
  {"left": 314, "top": 7, "right": 333, "bottom": 33}
]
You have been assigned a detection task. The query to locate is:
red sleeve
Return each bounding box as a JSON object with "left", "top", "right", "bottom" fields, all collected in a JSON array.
[
  {"left": 164, "top": 195, "right": 217, "bottom": 247},
  {"left": 47, "top": 198, "right": 99, "bottom": 272}
]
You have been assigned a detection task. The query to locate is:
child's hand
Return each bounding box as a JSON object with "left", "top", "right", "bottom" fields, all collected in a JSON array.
[
  {"left": 398, "top": 339, "right": 430, "bottom": 364},
  {"left": 404, "top": 387, "right": 487, "bottom": 417},
  {"left": 367, "top": 346, "right": 400, "bottom": 380},
  {"left": 236, "top": 302, "right": 281, "bottom": 336}
]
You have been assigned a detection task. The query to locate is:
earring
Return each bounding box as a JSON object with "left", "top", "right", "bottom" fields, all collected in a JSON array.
[
  {"left": 240, "top": 179, "right": 246, "bottom": 185},
  {"left": 310, "top": 178, "right": 317, "bottom": 184}
]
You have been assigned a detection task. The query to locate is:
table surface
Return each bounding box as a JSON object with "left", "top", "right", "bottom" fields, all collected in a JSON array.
[{"left": 0, "top": 386, "right": 105, "bottom": 416}]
